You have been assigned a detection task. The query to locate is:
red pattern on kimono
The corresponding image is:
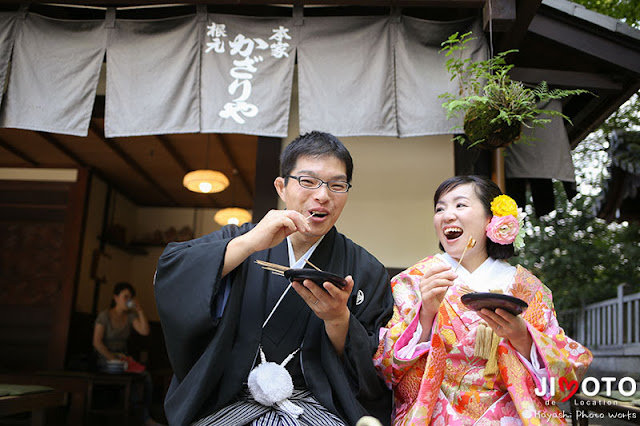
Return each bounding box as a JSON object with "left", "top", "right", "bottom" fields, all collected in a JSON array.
[{"left": 374, "top": 256, "right": 592, "bottom": 425}]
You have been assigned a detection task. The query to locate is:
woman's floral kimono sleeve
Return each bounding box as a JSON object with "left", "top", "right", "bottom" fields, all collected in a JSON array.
[{"left": 374, "top": 257, "right": 440, "bottom": 387}]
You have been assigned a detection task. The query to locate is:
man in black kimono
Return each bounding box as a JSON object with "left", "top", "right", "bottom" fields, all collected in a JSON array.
[{"left": 154, "top": 131, "right": 393, "bottom": 426}]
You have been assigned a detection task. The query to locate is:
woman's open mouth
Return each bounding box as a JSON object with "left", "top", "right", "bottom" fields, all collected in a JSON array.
[{"left": 444, "top": 227, "right": 463, "bottom": 240}]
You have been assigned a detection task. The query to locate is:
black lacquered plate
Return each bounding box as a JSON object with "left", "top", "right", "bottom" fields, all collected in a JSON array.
[
  {"left": 460, "top": 292, "right": 528, "bottom": 316},
  {"left": 284, "top": 269, "right": 347, "bottom": 289}
]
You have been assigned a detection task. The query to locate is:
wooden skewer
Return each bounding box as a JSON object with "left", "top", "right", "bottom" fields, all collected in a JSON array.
[
  {"left": 441, "top": 237, "right": 477, "bottom": 305},
  {"left": 255, "top": 260, "right": 289, "bottom": 277},
  {"left": 255, "top": 259, "right": 289, "bottom": 272},
  {"left": 454, "top": 236, "right": 477, "bottom": 273},
  {"left": 305, "top": 259, "right": 322, "bottom": 271},
  {"left": 257, "top": 266, "right": 286, "bottom": 276},
  {"left": 458, "top": 285, "right": 474, "bottom": 295},
  {"left": 255, "top": 257, "right": 323, "bottom": 277},
  {"left": 259, "top": 265, "right": 284, "bottom": 271}
]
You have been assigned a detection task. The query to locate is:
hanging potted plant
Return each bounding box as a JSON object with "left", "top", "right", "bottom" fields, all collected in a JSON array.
[{"left": 439, "top": 31, "right": 590, "bottom": 149}]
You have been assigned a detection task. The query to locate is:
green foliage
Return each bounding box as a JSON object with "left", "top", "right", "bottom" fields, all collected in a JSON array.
[
  {"left": 599, "top": 94, "right": 640, "bottom": 134},
  {"left": 507, "top": 0, "right": 640, "bottom": 313},
  {"left": 611, "top": 130, "right": 640, "bottom": 174},
  {"left": 571, "top": 0, "right": 640, "bottom": 28},
  {"left": 439, "top": 32, "right": 590, "bottom": 147},
  {"left": 511, "top": 180, "right": 640, "bottom": 312}
]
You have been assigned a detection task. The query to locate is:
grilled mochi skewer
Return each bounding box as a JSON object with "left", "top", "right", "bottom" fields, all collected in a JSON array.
[
  {"left": 255, "top": 260, "right": 288, "bottom": 276},
  {"left": 454, "top": 236, "right": 477, "bottom": 273},
  {"left": 440, "top": 236, "right": 477, "bottom": 304}
]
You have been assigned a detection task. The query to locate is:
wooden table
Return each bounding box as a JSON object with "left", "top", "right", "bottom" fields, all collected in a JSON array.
[
  {"left": 0, "top": 370, "right": 146, "bottom": 425},
  {"left": 36, "top": 370, "right": 146, "bottom": 425},
  {"left": 0, "top": 387, "right": 67, "bottom": 426},
  {"left": 571, "top": 393, "right": 640, "bottom": 425},
  {"left": 0, "top": 373, "right": 87, "bottom": 425}
]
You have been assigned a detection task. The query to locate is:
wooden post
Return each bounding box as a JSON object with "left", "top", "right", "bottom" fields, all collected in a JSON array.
[
  {"left": 252, "top": 136, "right": 282, "bottom": 222},
  {"left": 491, "top": 148, "right": 506, "bottom": 192}
]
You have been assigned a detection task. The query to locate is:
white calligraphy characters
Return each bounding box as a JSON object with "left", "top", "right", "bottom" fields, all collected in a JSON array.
[
  {"left": 205, "top": 22, "right": 227, "bottom": 53},
  {"left": 205, "top": 22, "right": 292, "bottom": 124},
  {"left": 269, "top": 26, "right": 291, "bottom": 59}
]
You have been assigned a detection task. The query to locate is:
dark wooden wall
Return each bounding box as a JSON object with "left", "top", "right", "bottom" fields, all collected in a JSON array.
[{"left": 0, "top": 170, "right": 88, "bottom": 371}]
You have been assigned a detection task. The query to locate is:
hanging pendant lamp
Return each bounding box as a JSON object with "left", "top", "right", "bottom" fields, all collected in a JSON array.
[
  {"left": 183, "top": 170, "right": 229, "bottom": 194},
  {"left": 214, "top": 207, "right": 252, "bottom": 226},
  {"left": 214, "top": 168, "right": 252, "bottom": 226},
  {"left": 183, "top": 136, "right": 229, "bottom": 194}
]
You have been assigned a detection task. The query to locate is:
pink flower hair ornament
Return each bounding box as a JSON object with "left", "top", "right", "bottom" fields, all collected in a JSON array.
[
  {"left": 486, "top": 215, "right": 519, "bottom": 245},
  {"left": 486, "top": 195, "right": 525, "bottom": 250}
]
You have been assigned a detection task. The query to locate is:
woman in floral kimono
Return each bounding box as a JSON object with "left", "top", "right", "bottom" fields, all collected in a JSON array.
[{"left": 374, "top": 175, "right": 592, "bottom": 425}]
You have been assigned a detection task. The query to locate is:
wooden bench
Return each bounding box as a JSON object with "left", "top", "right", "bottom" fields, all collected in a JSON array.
[
  {"left": 0, "top": 374, "right": 85, "bottom": 425},
  {"left": 0, "top": 371, "right": 146, "bottom": 425},
  {"left": 571, "top": 393, "right": 640, "bottom": 425},
  {"left": 37, "top": 371, "right": 146, "bottom": 425},
  {"left": 0, "top": 385, "right": 67, "bottom": 426}
]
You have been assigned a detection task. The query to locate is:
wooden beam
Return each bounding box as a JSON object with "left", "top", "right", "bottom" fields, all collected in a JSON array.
[
  {"left": 156, "top": 134, "right": 191, "bottom": 172},
  {"left": 89, "top": 120, "right": 178, "bottom": 206},
  {"left": 568, "top": 81, "right": 640, "bottom": 148},
  {"left": 155, "top": 134, "right": 221, "bottom": 208},
  {"left": 509, "top": 67, "right": 623, "bottom": 92},
  {"left": 495, "top": 0, "right": 542, "bottom": 52},
  {"left": 20, "top": 0, "right": 486, "bottom": 7},
  {"left": 0, "top": 136, "right": 39, "bottom": 166},
  {"left": 215, "top": 134, "right": 254, "bottom": 199},
  {"left": 483, "top": 0, "right": 516, "bottom": 33},
  {"left": 35, "top": 131, "right": 143, "bottom": 205},
  {"left": 0, "top": 203, "right": 67, "bottom": 210},
  {"left": 36, "top": 131, "right": 89, "bottom": 167},
  {"left": 528, "top": 13, "right": 640, "bottom": 75}
]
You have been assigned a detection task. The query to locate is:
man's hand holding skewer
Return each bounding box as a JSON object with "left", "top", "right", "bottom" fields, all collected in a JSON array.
[{"left": 222, "top": 210, "right": 312, "bottom": 277}]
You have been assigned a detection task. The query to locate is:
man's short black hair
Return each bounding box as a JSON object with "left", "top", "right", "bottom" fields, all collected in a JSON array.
[{"left": 280, "top": 131, "right": 354, "bottom": 183}]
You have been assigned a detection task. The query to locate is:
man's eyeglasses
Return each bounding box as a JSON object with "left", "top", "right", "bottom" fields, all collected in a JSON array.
[{"left": 285, "top": 175, "right": 352, "bottom": 193}]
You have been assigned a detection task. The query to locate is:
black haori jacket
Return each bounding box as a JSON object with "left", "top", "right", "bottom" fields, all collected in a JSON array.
[{"left": 154, "top": 224, "right": 394, "bottom": 426}]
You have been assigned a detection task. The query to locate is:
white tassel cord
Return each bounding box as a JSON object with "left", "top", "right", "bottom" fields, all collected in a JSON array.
[{"left": 247, "top": 346, "right": 304, "bottom": 417}]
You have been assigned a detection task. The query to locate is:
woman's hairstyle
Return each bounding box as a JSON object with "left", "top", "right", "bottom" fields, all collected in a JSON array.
[
  {"left": 110, "top": 281, "right": 136, "bottom": 308},
  {"left": 280, "top": 131, "right": 353, "bottom": 183},
  {"left": 434, "top": 175, "right": 515, "bottom": 260}
]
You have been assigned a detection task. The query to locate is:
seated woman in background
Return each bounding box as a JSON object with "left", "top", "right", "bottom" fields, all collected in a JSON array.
[
  {"left": 93, "top": 281, "right": 163, "bottom": 426},
  {"left": 93, "top": 282, "right": 150, "bottom": 368},
  {"left": 374, "top": 175, "right": 592, "bottom": 425}
]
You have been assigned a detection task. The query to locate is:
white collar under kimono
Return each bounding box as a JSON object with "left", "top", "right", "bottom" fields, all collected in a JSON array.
[
  {"left": 401, "top": 253, "right": 546, "bottom": 383},
  {"left": 248, "top": 234, "right": 326, "bottom": 418},
  {"left": 437, "top": 253, "right": 517, "bottom": 293},
  {"left": 286, "top": 235, "right": 324, "bottom": 269}
]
